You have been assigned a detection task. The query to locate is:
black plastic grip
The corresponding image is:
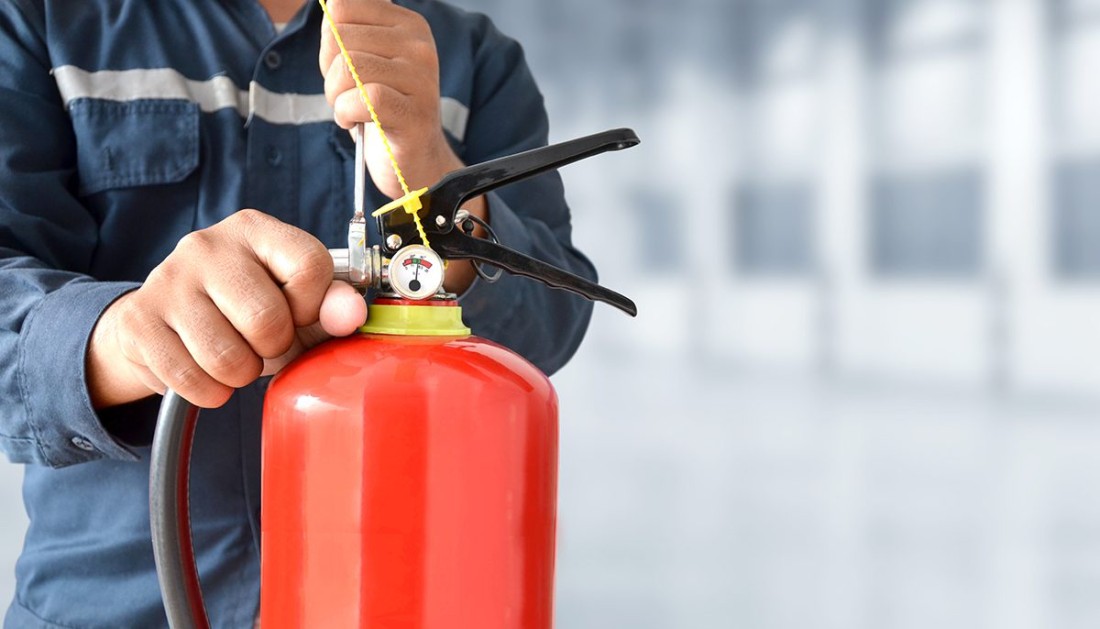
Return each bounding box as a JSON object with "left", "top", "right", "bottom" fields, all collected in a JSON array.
[
  {"left": 434, "top": 232, "right": 637, "bottom": 316},
  {"left": 424, "top": 128, "right": 640, "bottom": 220}
]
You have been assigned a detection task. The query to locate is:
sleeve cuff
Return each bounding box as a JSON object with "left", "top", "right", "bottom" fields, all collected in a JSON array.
[
  {"left": 457, "top": 192, "right": 531, "bottom": 336},
  {"left": 18, "top": 279, "right": 142, "bottom": 467}
]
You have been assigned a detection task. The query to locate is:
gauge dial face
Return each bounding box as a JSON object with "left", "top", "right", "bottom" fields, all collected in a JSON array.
[{"left": 387, "top": 245, "right": 444, "bottom": 300}]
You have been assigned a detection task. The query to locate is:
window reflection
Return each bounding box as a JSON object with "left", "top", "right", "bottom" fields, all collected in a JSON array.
[
  {"left": 1051, "top": 0, "right": 1100, "bottom": 278},
  {"left": 734, "top": 183, "right": 815, "bottom": 275},
  {"left": 733, "top": 0, "right": 821, "bottom": 276},
  {"left": 868, "top": 0, "right": 987, "bottom": 277}
]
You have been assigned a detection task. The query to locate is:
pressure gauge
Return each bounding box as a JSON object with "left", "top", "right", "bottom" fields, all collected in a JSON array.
[{"left": 387, "top": 245, "right": 445, "bottom": 300}]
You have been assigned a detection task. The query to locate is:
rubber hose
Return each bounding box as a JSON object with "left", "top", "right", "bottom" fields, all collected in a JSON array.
[{"left": 150, "top": 389, "right": 210, "bottom": 629}]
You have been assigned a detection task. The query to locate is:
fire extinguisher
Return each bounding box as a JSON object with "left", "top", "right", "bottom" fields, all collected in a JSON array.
[{"left": 149, "top": 128, "right": 639, "bottom": 628}]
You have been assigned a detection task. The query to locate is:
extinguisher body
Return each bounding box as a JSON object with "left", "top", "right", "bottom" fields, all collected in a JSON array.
[
  {"left": 149, "top": 129, "right": 639, "bottom": 629},
  {"left": 259, "top": 300, "right": 559, "bottom": 628}
]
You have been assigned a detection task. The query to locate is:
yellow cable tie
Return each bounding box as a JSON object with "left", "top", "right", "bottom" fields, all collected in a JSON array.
[
  {"left": 414, "top": 221, "right": 431, "bottom": 250},
  {"left": 371, "top": 187, "right": 428, "bottom": 218},
  {"left": 372, "top": 187, "right": 431, "bottom": 248}
]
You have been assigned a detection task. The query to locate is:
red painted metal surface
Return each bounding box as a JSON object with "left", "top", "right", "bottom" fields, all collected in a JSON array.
[{"left": 260, "top": 330, "right": 558, "bottom": 628}]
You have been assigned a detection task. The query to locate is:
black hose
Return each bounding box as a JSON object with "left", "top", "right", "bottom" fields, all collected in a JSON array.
[{"left": 150, "top": 389, "right": 210, "bottom": 629}]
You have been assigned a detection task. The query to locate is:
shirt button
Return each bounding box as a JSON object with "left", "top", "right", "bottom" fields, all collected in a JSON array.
[
  {"left": 71, "top": 436, "right": 96, "bottom": 452},
  {"left": 265, "top": 146, "right": 282, "bottom": 167},
  {"left": 264, "top": 50, "right": 282, "bottom": 70}
]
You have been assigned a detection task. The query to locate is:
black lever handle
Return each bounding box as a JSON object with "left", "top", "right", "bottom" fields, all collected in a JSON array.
[
  {"left": 377, "top": 129, "right": 641, "bottom": 248},
  {"left": 423, "top": 128, "right": 640, "bottom": 223},
  {"left": 433, "top": 231, "right": 637, "bottom": 317}
]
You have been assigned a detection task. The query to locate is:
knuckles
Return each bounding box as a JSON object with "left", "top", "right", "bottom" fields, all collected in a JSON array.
[
  {"left": 237, "top": 302, "right": 295, "bottom": 352},
  {"left": 205, "top": 342, "right": 262, "bottom": 388},
  {"left": 163, "top": 359, "right": 232, "bottom": 408},
  {"left": 167, "top": 362, "right": 207, "bottom": 396},
  {"left": 408, "top": 38, "right": 437, "bottom": 66},
  {"left": 293, "top": 246, "right": 337, "bottom": 285},
  {"left": 225, "top": 208, "right": 270, "bottom": 236},
  {"left": 406, "top": 13, "right": 433, "bottom": 43}
]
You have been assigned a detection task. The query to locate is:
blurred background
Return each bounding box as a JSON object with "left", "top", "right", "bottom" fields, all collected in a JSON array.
[
  {"left": 2, "top": 0, "right": 1100, "bottom": 627},
  {"left": 460, "top": 0, "right": 1100, "bottom": 627}
]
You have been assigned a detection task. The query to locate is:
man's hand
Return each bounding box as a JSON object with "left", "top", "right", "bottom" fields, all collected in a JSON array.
[
  {"left": 87, "top": 210, "right": 368, "bottom": 409},
  {"left": 319, "top": 0, "right": 456, "bottom": 198}
]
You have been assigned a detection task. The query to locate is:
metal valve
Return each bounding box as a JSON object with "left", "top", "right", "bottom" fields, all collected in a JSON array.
[
  {"left": 332, "top": 239, "right": 448, "bottom": 303},
  {"left": 329, "top": 221, "right": 382, "bottom": 290}
]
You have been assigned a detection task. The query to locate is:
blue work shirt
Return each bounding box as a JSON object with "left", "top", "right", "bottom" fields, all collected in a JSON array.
[{"left": 0, "top": 1, "right": 596, "bottom": 626}]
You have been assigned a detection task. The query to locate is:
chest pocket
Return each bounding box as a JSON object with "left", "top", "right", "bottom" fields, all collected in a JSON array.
[
  {"left": 68, "top": 99, "right": 202, "bottom": 281},
  {"left": 69, "top": 99, "right": 199, "bottom": 196}
]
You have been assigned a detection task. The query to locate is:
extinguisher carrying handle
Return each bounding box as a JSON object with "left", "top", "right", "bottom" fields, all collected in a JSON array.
[{"left": 375, "top": 128, "right": 640, "bottom": 316}]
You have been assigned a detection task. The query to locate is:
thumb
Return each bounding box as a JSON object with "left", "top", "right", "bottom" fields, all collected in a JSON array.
[{"left": 318, "top": 280, "right": 368, "bottom": 337}]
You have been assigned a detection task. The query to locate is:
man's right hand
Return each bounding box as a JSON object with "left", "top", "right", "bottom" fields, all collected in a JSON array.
[{"left": 87, "top": 210, "right": 368, "bottom": 409}]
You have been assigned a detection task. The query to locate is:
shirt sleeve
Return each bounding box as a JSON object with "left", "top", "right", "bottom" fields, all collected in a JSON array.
[
  {"left": 0, "top": 2, "right": 142, "bottom": 466},
  {"left": 455, "top": 15, "right": 598, "bottom": 376}
]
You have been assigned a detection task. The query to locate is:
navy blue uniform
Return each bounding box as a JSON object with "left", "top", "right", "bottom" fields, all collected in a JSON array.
[{"left": 0, "top": 1, "right": 595, "bottom": 625}]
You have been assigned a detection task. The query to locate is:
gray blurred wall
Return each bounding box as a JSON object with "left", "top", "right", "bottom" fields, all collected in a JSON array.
[{"left": 456, "top": 1, "right": 1100, "bottom": 628}]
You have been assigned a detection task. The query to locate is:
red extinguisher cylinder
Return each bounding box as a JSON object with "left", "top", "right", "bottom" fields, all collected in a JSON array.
[{"left": 259, "top": 302, "right": 558, "bottom": 628}]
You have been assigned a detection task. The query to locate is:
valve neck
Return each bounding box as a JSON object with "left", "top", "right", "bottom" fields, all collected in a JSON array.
[{"left": 359, "top": 297, "right": 471, "bottom": 337}]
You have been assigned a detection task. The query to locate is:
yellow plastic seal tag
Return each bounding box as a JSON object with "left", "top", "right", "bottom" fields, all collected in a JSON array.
[{"left": 371, "top": 187, "right": 431, "bottom": 247}]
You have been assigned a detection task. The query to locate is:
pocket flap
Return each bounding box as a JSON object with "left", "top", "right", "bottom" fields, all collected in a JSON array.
[{"left": 69, "top": 99, "right": 199, "bottom": 196}]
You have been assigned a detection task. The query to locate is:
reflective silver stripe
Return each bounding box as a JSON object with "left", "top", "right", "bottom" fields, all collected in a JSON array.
[
  {"left": 52, "top": 65, "right": 470, "bottom": 139},
  {"left": 440, "top": 97, "right": 469, "bottom": 142},
  {"left": 53, "top": 65, "right": 251, "bottom": 115},
  {"left": 245, "top": 82, "right": 332, "bottom": 125}
]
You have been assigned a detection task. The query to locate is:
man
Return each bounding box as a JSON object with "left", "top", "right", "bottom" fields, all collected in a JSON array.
[{"left": 0, "top": 0, "right": 597, "bottom": 625}]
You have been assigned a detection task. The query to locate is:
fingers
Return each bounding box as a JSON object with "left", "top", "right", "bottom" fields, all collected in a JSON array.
[
  {"left": 261, "top": 282, "right": 367, "bottom": 379},
  {"left": 331, "top": 82, "right": 411, "bottom": 130},
  {"left": 116, "top": 304, "right": 235, "bottom": 408},
  {"left": 321, "top": 43, "right": 435, "bottom": 131},
  {"left": 203, "top": 262, "right": 295, "bottom": 358},
  {"left": 322, "top": 49, "right": 418, "bottom": 103},
  {"left": 230, "top": 210, "right": 334, "bottom": 328},
  {"left": 99, "top": 211, "right": 340, "bottom": 409},
  {"left": 323, "top": 50, "right": 420, "bottom": 131},
  {"left": 168, "top": 294, "right": 264, "bottom": 390},
  {"left": 318, "top": 0, "right": 437, "bottom": 129},
  {"left": 318, "top": 23, "right": 403, "bottom": 75},
  {"left": 316, "top": 0, "right": 449, "bottom": 200},
  {"left": 318, "top": 0, "right": 408, "bottom": 72}
]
